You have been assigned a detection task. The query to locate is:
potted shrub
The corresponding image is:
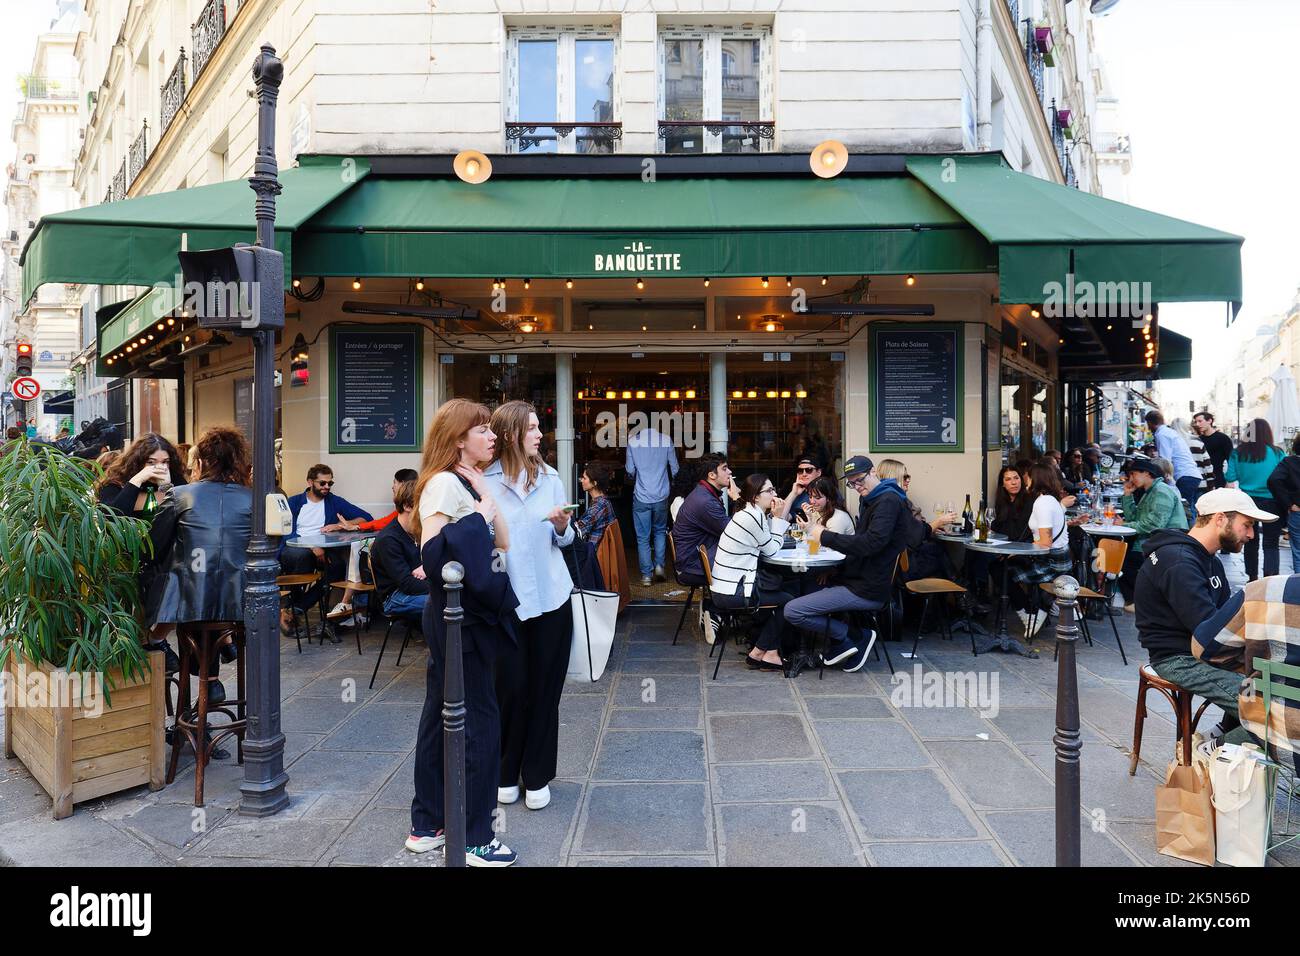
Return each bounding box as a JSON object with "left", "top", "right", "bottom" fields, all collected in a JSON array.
[
  {"left": 0, "top": 439, "right": 164, "bottom": 819},
  {"left": 1034, "top": 22, "right": 1055, "bottom": 66}
]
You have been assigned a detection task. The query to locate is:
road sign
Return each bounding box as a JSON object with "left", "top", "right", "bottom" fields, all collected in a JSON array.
[{"left": 12, "top": 377, "right": 41, "bottom": 402}]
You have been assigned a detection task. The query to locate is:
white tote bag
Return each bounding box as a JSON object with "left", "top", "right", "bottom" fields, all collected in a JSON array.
[
  {"left": 567, "top": 587, "right": 619, "bottom": 682},
  {"left": 1210, "top": 745, "right": 1271, "bottom": 867}
]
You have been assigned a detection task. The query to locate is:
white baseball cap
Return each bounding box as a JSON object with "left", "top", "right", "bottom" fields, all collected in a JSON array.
[{"left": 1195, "top": 488, "right": 1279, "bottom": 522}]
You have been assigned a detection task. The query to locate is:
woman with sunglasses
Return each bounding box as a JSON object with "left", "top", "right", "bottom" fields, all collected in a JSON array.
[{"left": 709, "top": 474, "right": 798, "bottom": 670}]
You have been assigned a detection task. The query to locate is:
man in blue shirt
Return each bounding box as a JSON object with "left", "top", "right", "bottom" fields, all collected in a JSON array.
[
  {"left": 625, "top": 424, "right": 679, "bottom": 584},
  {"left": 1145, "top": 410, "right": 1202, "bottom": 514}
]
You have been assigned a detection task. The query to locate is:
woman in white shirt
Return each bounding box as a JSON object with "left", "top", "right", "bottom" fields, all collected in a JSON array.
[
  {"left": 407, "top": 398, "right": 519, "bottom": 867},
  {"left": 709, "top": 474, "right": 797, "bottom": 672},
  {"left": 799, "top": 476, "right": 855, "bottom": 535},
  {"left": 1011, "top": 461, "right": 1074, "bottom": 639},
  {"left": 484, "top": 400, "right": 575, "bottom": 813}
]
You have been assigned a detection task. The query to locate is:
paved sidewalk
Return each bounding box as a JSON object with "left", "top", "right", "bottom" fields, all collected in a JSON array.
[{"left": 2, "top": 598, "right": 1297, "bottom": 867}]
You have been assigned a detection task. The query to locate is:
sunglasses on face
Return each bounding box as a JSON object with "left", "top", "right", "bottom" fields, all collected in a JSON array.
[
  {"left": 315, "top": 480, "right": 335, "bottom": 487},
  {"left": 797, "top": 466, "right": 817, "bottom": 474}
]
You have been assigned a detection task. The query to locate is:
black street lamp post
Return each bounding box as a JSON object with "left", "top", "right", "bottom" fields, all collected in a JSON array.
[
  {"left": 238, "top": 43, "right": 290, "bottom": 817},
  {"left": 1052, "top": 575, "right": 1082, "bottom": 866}
]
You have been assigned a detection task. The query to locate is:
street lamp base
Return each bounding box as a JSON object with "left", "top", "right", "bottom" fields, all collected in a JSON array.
[{"left": 238, "top": 774, "right": 291, "bottom": 817}]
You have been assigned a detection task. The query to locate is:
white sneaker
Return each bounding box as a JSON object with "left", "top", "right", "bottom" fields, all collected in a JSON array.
[
  {"left": 525, "top": 785, "right": 551, "bottom": 810},
  {"left": 1018, "top": 609, "right": 1045, "bottom": 640},
  {"left": 326, "top": 601, "right": 352, "bottom": 620},
  {"left": 497, "top": 785, "right": 520, "bottom": 805},
  {"left": 702, "top": 611, "right": 719, "bottom": 646},
  {"left": 404, "top": 830, "right": 445, "bottom": 853}
]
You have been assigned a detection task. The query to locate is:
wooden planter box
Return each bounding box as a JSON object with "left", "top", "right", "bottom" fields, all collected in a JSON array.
[{"left": 3, "top": 650, "right": 164, "bottom": 819}]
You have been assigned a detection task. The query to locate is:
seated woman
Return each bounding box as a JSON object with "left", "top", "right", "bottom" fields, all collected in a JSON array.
[
  {"left": 146, "top": 426, "right": 253, "bottom": 707},
  {"left": 798, "top": 475, "right": 855, "bottom": 535},
  {"left": 1009, "top": 462, "right": 1074, "bottom": 639},
  {"left": 709, "top": 475, "right": 797, "bottom": 671}
]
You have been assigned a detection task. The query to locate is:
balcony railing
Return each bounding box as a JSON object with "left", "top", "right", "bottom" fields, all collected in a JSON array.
[
  {"left": 658, "top": 119, "right": 774, "bottom": 154},
  {"left": 1051, "top": 102, "right": 1079, "bottom": 189},
  {"left": 1005, "top": 0, "right": 1019, "bottom": 26},
  {"left": 1021, "top": 19, "right": 1045, "bottom": 105},
  {"left": 127, "top": 120, "right": 149, "bottom": 187},
  {"left": 20, "top": 75, "right": 77, "bottom": 101},
  {"left": 111, "top": 159, "right": 127, "bottom": 203},
  {"left": 506, "top": 122, "right": 623, "bottom": 154},
  {"left": 721, "top": 76, "right": 758, "bottom": 99},
  {"left": 160, "top": 49, "right": 188, "bottom": 136},
  {"left": 191, "top": 0, "right": 228, "bottom": 84}
]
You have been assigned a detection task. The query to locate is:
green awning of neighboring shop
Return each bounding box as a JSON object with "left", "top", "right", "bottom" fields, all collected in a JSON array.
[
  {"left": 907, "top": 154, "right": 1244, "bottom": 309},
  {"left": 19, "top": 156, "right": 370, "bottom": 306},
  {"left": 1157, "top": 327, "right": 1193, "bottom": 380},
  {"left": 99, "top": 285, "right": 179, "bottom": 355},
  {"left": 292, "top": 174, "right": 997, "bottom": 279}
]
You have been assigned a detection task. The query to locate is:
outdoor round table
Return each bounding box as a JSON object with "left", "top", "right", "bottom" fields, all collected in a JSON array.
[
  {"left": 1078, "top": 524, "right": 1136, "bottom": 537},
  {"left": 283, "top": 531, "right": 375, "bottom": 642},
  {"left": 961, "top": 539, "right": 1049, "bottom": 658},
  {"left": 761, "top": 546, "right": 845, "bottom": 678}
]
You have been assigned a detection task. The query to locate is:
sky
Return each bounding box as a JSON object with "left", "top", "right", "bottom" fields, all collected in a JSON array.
[{"left": 1091, "top": 0, "right": 1300, "bottom": 409}]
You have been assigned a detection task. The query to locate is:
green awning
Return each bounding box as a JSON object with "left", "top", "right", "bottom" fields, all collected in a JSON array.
[
  {"left": 99, "top": 285, "right": 179, "bottom": 354},
  {"left": 1157, "top": 327, "right": 1192, "bottom": 380},
  {"left": 19, "top": 156, "right": 370, "bottom": 305},
  {"left": 907, "top": 154, "right": 1243, "bottom": 308},
  {"left": 293, "top": 174, "right": 996, "bottom": 279}
]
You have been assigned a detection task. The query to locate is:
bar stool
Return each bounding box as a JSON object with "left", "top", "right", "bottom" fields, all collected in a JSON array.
[
  {"left": 277, "top": 570, "right": 321, "bottom": 652},
  {"left": 167, "top": 622, "right": 248, "bottom": 806},
  {"left": 1129, "top": 663, "right": 1210, "bottom": 775}
]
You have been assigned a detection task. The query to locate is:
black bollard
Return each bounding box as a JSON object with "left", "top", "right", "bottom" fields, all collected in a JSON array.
[
  {"left": 441, "top": 561, "right": 467, "bottom": 868},
  {"left": 1052, "top": 575, "right": 1082, "bottom": 866}
]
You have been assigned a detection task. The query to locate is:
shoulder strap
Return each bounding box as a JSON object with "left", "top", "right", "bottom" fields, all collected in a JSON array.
[{"left": 455, "top": 473, "right": 481, "bottom": 502}]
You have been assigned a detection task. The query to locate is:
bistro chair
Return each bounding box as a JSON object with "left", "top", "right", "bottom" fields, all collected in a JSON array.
[
  {"left": 1129, "top": 663, "right": 1210, "bottom": 775},
  {"left": 276, "top": 570, "right": 322, "bottom": 652},
  {"left": 329, "top": 543, "right": 378, "bottom": 654},
  {"left": 1029, "top": 538, "right": 1129, "bottom": 665},
  {"left": 167, "top": 622, "right": 248, "bottom": 807},
  {"left": 667, "top": 533, "right": 699, "bottom": 645},
  {"left": 815, "top": 555, "right": 904, "bottom": 679},
  {"left": 369, "top": 611, "right": 422, "bottom": 690},
  {"left": 1249, "top": 656, "right": 1300, "bottom": 854},
  {"left": 698, "top": 545, "right": 776, "bottom": 681},
  {"left": 901, "top": 550, "right": 975, "bottom": 659}
]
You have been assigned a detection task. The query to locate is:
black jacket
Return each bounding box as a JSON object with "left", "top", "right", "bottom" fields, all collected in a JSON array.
[
  {"left": 1201, "top": 431, "right": 1233, "bottom": 488},
  {"left": 1266, "top": 455, "right": 1300, "bottom": 515},
  {"left": 421, "top": 512, "right": 519, "bottom": 659},
  {"left": 992, "top": 495, "right": 1031, "bottom": 542},
  {"left": 820, "top": 483, "right": 911, "bottom": 601},
  {"left": 1133, "top": 529, "right": 1230, "bottom": 665},
  {"left": 372, "top": 518, "right": 427, "bottom": 602},
  {"left": 98, "top": 480, "right": 149, "bottom": 518},
  {"left": 146, "top": 482, "right": 252, "bottom": 626}
]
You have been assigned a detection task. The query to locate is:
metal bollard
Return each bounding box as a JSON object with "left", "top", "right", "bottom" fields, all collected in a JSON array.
[
  {"left": 442, "top": 561, "right": 466, "bottom": 868},
  {"left": 1052, "top": 575, "right": 1082, "bottom": 867}
]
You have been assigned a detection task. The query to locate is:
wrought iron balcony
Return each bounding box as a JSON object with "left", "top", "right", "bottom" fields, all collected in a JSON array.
[
  {"left": 112, "top": 159, "right": 127, "bottom": 203},
  {"left": 160, "top": 49, "right": 188, "bottom": 136},
  {"left": 658, "top": 119, "right": 774, "bottom": 154},
  {"left": 1021, "top": 19, "right": 1045, "bottom": 105},
  {"left": 1005, "top": 0, "right": 1019, "bottom": 26},
  {"left": 191, "top": 0, "right": 228, "bottom": 84},
  {"left": 127, "top": 120, "right": 149, "bottom": 187},
  {"left": 506, "top": 122, "right": 623, "bottom": 154}
]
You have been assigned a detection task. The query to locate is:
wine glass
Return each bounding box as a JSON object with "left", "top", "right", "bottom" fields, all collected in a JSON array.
[{"left": 984, "top": 507, "right": 995, "bottom": 534}]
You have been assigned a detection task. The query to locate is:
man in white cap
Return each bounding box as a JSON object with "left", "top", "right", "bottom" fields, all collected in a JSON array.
[{"left": 1134, "top": 488, "right": 1277, "bottom": 737}]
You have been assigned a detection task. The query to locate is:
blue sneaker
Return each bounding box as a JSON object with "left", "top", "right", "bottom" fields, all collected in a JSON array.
[
  {"left": 466, "top": 838, "right": 517, "bottom": 867},
  {"left": 820, "top": 635, "right": 857, "bottom": 666},
  {"left": 842, "top": 630, "right": 877, "bottom": 673},
  {"left": 405, "top": 829, "right": 445, "bottom": 853}
]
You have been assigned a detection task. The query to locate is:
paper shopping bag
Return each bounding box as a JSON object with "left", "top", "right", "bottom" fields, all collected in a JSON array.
[{"left": 1155, "top": 760, "right": 1216, "bottom": 866}]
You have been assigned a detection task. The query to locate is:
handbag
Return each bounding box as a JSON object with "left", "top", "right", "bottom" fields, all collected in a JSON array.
[
  {"left": 561, "top": 539, "right": 618, "bottom": 682},
  {"left": 1209, "top": 744, "right": 1273, "bottom": 867}
]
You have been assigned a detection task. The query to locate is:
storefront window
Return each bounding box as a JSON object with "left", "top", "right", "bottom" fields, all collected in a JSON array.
[
  {"left": 726, "top": 352, "right": 843, "bottom": 491},
  {"left": 443, "top": 354, "right": 558, "bottom": 466}
]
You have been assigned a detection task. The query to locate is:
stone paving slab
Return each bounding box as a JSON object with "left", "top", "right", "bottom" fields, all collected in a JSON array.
[
  {"left": 711, "top": 760, "right": 835, "bottom": 804},
  {"left": 838, "top": 769, "right": 984, "bottom": 841},
  {"left": 866, "top": 840, "right": 1009, "bottom": 867},
  {"left": 716, "top": 802, "right": 861, "bottom": 867},
  {"left": 926, "top": 739, "right": 1055, "bottom": 809},
  {"left": 812, "top": 719, "right": 933, "bottom": 770},
  {"left": 592, "top": 730, "right": 707, "bottom": 781},
  {"left": 576, "top": 783, "right": 711, "bottom": 855},
  {"left": 709, "top": 714, "right": 816, "bottom": 763}
]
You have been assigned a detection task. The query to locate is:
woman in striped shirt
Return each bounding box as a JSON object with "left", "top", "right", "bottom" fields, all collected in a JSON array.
[{"left": 709, "top": 474, "right": 798, "bottom": 671}]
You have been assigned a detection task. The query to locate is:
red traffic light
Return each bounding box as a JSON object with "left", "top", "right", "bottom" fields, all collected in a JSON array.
[{"left": 16, "top": 342, "right": 32, "bottom": 355}]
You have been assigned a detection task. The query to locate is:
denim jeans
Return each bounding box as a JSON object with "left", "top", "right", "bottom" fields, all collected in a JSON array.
[
  {"left": 384, "top": 590, "right": 428, "bottom": 617},
  {"left": 783, "top": 586, "right": 882, "bottom": 644},
  {"left": 632, "top": 497, "right": 668, "bottom": 575},
  {"left": 1175, "top": 476, "right": 1202, "bottom": 520},
  {"left": 1151, "top": 654, "right": 1244, "bottom": 722}
]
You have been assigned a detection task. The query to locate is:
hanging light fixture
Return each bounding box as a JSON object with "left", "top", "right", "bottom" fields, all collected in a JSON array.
[
  {"left": 906, "top": 274, "right": 917, "bottom": 286},
  {"left": 785, "top": 276, "right": 793, "bottom": 287},
  {"left": 290, "top": 332, "right": 310, "bottom": 386},
  {"left": 635, "top": 277, "right": 645, "bottom": 290},
  {"left": 517, "top": 318, "right": 537, "bottom": 334},
  {"left": 703, "top": 277, "right": 711, "bottom": 287},
  {"left": 453, "top": 149, "right": 493, "bottom": 184},
  {"left": 761, "top": 276, "right": 769, "bottom": 288},
  {"left": 821, "top": 276, "right": 828, "bottom": 285},
  {"left": 523, "top": 278, "right": 531, "bottom": 290},
  {"left": 565, "top": 278, "right": 574, "bottom": 289},
  {"left": 352, "top": 277, "right": 362, "bottom": 291},
  {"left": 415, "top": 278, "right": 425, "bottom": 291},
  {"left": 809, "top": 139, "right": 848, "bottom": 178},
  {"left": 685, "top": 390, "right": 696, "bottom": 399}
]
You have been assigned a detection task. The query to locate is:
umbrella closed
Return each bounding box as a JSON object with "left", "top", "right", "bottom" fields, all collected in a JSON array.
[{"left": 1268, "top": 364, "right": 1300, "bottom": 439}]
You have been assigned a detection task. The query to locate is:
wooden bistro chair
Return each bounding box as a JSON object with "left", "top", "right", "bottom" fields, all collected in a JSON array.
[
  {"left": 1031, "top": 537, "right": 1129, "bottom": 665},
  {"left": 1129, "top": 663, "right": 1210, "bottom": 775},
  {"left": 668, "top": 533, "right": 699, "bottom": 645},
  {"left": 329, "top": 542, "right": 378, "bottom": 655},
  {"left": 276, "top": 569, "right": 322, "bottom": 653},
  {"left": 698, "top": 545, "right": 777, "bottom": 681},
  {"left": 596, "top": 519, "right": 631, "bottom": 614},
  {"left": 901, "top": 550, "right": 975, "bottom": 659}
]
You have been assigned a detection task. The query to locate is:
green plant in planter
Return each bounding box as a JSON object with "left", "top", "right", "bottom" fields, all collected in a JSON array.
[{"left": 0, "top": 439, "right": 150, "bottom": 694}]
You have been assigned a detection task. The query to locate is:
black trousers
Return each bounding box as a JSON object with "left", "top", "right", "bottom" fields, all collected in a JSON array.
[
  {"left": 1119, "top": 547, "right": 1145, "bottom": 603},
  {"left": 279, "top": 546, "right": 347, "bottom": 611},
  {"left": 711, "top": 586, "right": 798, "bottom": 652},
  {"left": 411, "top": 625, "right": 501, "bottom": 847},
  {"left": 496, "top": 601, "right": 574, "bottom": 792},
  {"left": 1243, "top": 495, "right": 1282, "bottom": 580}
]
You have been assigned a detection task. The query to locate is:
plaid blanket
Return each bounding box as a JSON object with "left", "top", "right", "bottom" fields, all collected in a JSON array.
[{"left": 1193, "top": 574, "right": 1300, "bottom": 765}]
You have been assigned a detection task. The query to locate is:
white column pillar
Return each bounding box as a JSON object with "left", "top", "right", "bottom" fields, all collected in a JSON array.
[
  {"left": 709, "top": 351, "right": 727, "bottom": 453},
  {"left": 555, "top": 352, "right": 575, "bottom": 501}
]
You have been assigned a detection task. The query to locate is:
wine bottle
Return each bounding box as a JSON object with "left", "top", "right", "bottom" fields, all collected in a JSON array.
[
  {"left": 961, "top": 494, "right": 974, "bottom": 536},
  {"left": 141, "top": 485, "right": 158, "bottom": 519},
  {"left": 975, "top": 499, "right": 989, "bottom": 541}
]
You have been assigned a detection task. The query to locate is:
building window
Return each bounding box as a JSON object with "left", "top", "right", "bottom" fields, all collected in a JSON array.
[
  {"left": 505, "top": 28, "right": 619, "bottom": 154},
  {"left": 659, "top": 27, "right": 773, "bottom": 154}
]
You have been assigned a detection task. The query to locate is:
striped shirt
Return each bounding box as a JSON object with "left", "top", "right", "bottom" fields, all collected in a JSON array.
[
  {"left": 1188, "top": 435, "right": 1211, "bottom": 489},
  {"left": 709, "top": 504, "right": 790, "bottom": 599}
]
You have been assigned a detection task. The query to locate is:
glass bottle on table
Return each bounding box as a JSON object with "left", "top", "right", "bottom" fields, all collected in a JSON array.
[
  {"left": 961, "top": 494, "right": 974, "bottom": 536},
  {"left": 974, "top": 499, "right": 989, "bottom": 542}
]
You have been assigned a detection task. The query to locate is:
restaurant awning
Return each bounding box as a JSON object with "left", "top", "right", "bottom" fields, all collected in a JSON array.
[
  {"left": 19, "top": 156, "right": 370, "bottom": 306},
  {"left": 906, "top": 155, "right": 1244, "bottom": 310}
]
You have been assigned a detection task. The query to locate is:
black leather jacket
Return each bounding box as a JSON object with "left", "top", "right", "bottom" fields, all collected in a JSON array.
[{"left": 146, "top": 481, "right": 253, "bottom": 626}]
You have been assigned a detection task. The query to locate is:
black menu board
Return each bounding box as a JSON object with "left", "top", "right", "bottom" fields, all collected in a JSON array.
[
  {"left": 330, "top": 325, "right": 422, "bottom": 453},
  {"left": 870, "top": 324, "right": 963, "bottom": 452}
]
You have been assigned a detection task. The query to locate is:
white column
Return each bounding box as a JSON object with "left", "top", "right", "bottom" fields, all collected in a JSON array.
[
  {"left": 555, "top": 352, "right": 575, "bottom": 501},
  {"left": 709, "top": 351, "right": 727, "bottom": 453}
]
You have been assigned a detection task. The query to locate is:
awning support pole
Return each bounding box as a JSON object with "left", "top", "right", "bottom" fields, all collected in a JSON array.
[{"left": 239, "top": 43, "right": 290, "bottom": 817}]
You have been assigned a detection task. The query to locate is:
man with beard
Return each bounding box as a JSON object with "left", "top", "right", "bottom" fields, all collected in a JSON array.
[{"left": 1135, "top": 488, "right": 1277, "bottom": 733}]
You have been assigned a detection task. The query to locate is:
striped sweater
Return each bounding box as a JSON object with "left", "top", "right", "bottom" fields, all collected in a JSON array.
[
  {"left": 709, "top": 504, "right": 790, "bottom": 599},
  {"left": 1188, "top": 435, "right": 1211, "bottom": 489}
]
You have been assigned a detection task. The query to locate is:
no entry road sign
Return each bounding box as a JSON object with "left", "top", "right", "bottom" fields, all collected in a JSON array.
[{"left": 12, "top": 377, "right": 40, "bottom": 402}]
